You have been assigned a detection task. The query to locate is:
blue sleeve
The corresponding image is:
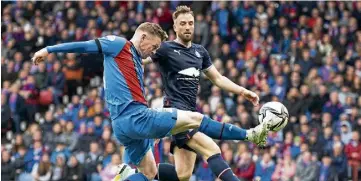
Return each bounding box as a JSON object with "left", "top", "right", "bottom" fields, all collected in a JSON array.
[
  {"left": 46, "top": 35, "right": 126, "bottom": 57},
  {"left": 151, "top": 42, "right": 167, "bottom": 63},
  {"left": 201, "top": 46, "right": 213, "bottom": 71},
  {"left": 46, "top": 40, "right": 99, "bottom": 54}
]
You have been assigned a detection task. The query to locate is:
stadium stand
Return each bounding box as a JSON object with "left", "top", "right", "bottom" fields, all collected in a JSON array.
[{"left": 1, "top": 1, "right": 361, "bottom": 181}]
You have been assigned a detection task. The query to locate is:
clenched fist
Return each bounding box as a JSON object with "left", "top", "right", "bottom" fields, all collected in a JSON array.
[{"left": 32, "top": 48, "right": 49, "bottom": 65}]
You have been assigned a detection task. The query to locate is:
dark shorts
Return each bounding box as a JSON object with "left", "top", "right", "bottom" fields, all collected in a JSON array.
[{"left": 170, "top": 128, "right": 199, "bottom": 154}]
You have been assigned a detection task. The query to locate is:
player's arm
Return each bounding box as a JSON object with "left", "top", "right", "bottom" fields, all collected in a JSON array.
[
  {"left": 204, "top": 66, "right": 258, "bottom": 105},
  {"left": 33, "top": 35, "right": 124, "bottom": 65},
  {"left": 201, "top": 46, "right": 259, "bottom": 106},
  {"left": 32, "top": 40, "right": 101, "bottom": 65}
]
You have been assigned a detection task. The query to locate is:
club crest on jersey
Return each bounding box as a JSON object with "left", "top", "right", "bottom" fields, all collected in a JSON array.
[
  {"left": 195, "top": 50, "right": 201, "bottom": 58},
  {"left": 106, "top": 35, "right": 116, "bottom": 41}
]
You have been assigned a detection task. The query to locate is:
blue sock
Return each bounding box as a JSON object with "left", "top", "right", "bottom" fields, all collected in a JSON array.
[
  {"left": 207, "top": 153, "right": 239, "bottom": 181},
  {"left": 124, "top": 173, "right": 148, "bottom": 181},
  {"left": 198, "top": 116, "right": 247, "bottom": 140},
  {"left": 154, "top": 163, "right": 180, "bottom": 181}
]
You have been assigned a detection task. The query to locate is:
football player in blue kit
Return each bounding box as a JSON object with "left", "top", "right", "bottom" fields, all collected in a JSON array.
[
  {"left": 33, "top": 22, "right": 269, "bottom": 181},
  {"left": 116, "top": 6, "right": 270, "bottom": 181}
]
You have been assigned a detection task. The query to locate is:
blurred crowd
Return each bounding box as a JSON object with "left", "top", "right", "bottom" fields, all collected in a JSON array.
[{"left": 2, "top": 1, "right": 361, "bottom": 181}]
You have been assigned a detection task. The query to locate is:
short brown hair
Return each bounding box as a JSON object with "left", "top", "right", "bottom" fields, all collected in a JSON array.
[
  {"left": 137, "top": 22, "right": 168, "bottom": 41},
  {"left": 172, "top": 5, "right": 194, "bottom": 20}
]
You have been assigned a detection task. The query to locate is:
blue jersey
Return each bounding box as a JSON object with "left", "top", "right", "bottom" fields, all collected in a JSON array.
[
  {"left": 97, "top": 35, "right": 147, "bottom": 119},
  {"left": 151, "top": 41, "right": 213, "bottom": 111}
]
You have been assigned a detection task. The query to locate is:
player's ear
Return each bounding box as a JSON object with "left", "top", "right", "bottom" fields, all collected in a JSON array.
[
  {"left": 142, "top": 34, "right": 147, "bottom": 40},
  {"left": 173, "top": 23, "right": 177, "bottom": 32}
]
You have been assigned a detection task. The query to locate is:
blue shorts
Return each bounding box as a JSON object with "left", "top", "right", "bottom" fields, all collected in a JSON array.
[{"left": 111, "top": 102, "right": 177, "bottom": 165}]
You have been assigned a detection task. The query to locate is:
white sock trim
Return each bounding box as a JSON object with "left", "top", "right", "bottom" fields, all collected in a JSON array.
[{"left": 217, "top": 168, "right": 231, "bottom": 179}]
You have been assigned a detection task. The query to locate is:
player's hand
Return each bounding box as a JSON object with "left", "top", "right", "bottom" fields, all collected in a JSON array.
[
  {"left": 32, "top": 48, "right": 49, "bottom": 65},
  {"left": 243, "top": 90, "right": 259, "bottom": 106}
]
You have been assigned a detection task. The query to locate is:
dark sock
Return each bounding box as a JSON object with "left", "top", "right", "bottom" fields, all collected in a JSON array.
[
  {"left": 207, "top": 153, "right": 239, "bottom": 181},
  {"left": 124, "top": 173, "right": 148, "bottom": 181},
  {"left": 198, "top": 116, "right": 247, "bottom": 140},
  {"left": 154, "top": 163, "right": 180, "bottom": 181}
]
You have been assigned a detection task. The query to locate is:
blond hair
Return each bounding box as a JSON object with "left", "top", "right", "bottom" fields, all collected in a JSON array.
[
  {"left": 137, "top": 22, "right": 168, "bottom": 41},
  {"left": 172, "top": 5, "right": 194, "bottom": 20}
]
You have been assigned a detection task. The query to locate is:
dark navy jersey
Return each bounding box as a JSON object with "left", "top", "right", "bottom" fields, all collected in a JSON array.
[{"left": 151, "top": 41, "right": 213, "bottom": 111}]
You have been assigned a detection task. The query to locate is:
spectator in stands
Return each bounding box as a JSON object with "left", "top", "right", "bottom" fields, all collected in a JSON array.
[
  {"left": 2, "top": 60, "right": 18, "bottom": 84},
  {"left": 46, "top": 61, "right": 65, "bottom": 105},
  {"left": 21, "top": 75, "right": 39, "bottom": 123},
  {"left": 99, "top": 128, "right": 113, "bottom": 151},
  {"left": 307, "top": 132, "right": 324, "bottom": 157},
  {"left": 345, "top": 131, "right": 361, "bottom": 181},
  {"left": 73, "top": 108, "right": 88, "bottom": 132},
  {"left": 50, "top": 141, "right": 71, "bottom": 164},
  {"left": 51, "top": 154, "right": 68, "bottom": 181},
  {"left": 31, "top": 153, "right": 52, "bottom": 181},
  {"left": 76, "top": 123, "right": 97, "bottom": 152},
  {"left": 323, "top": 91, "right": 344, "bottom": 121},
  {"left": 60, "top": 121, "right": 78, "bottom": 151},
  {"left": 235, "top": 152, "right": 255, "bottom": 181},
  {"left": 84, "top": 141, "right": 102, "bottom": 181},
  {"left": 272, "top": 152, "right": 296, "bottom": 181},
  {"left": 45, "top": 123, "right": 63, "bottom": 151},
  {"left": 93, "top": 115, "right": 106, "bottom": 137},
  {"left": 100, "top": 153, "right": 122, "bottom": 181},
  {"left": 62, "top": 53, "right": 83, "bottom": 98},
  {"left": 1, "top": 93, "right": 11, "bottom": 133},
  {"left": 195, "top": 158, "right": 215, "bottom": 181},
  {"left": 34, "top": 62, "right": 48, "bottom": 90},
  {"left": 254, "top": 152, "right": 275, "bottom": 181},
  {"left": 8, "top": 83, "right": 26, "bottom": 133},
  {"left": 67, "top": 155, "right": 84, "bottom": 181},
  {"left": 331, "top": 142, "right": 348, "bottom": 181},
  {"left": 99, "top": 141, "right": 116, "bottom": 169},
  {"left": 2, "top": 150, "right": 15, "bottom": 181},
  {"left": 319, "top": 153, "right": 337, "bottom": 181},
  {"left": 41, "top": 111, "right": 55, "bottom": 133},
  {"left": 295, "top": 151, "right": 319, "bottom": 181}
]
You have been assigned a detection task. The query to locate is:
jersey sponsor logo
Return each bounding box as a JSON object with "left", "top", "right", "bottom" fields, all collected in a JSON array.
[
  {"left": 174, "top": 49, "right": 181, "bottom": 55},
  {"left": 178, "top": 67, "right": 200, "bottom": 77},
  {"left": 177, "top": 67, "right": 200, "bottom": 81},
  {"left": 195, "top": 50, "right": 201, "bottom": 58}
]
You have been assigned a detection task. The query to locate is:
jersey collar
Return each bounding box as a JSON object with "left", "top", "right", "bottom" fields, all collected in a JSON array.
[
  {"left": 172, "top": 40, "right": 193, "bottom": 49},
  {"left": 129, "top": 41, "right": 141, "bottom": 57}
]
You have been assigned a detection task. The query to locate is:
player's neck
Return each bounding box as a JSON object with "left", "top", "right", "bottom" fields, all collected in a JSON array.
[
  {"left": 174, "top": 38, "right": 191, "bottom": 48},
  {"left": 130, "top": 38, "right": 141, "bottom": 55}
]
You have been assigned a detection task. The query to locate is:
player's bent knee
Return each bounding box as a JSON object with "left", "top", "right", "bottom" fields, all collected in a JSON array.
[
  {"left": 142, "top": 167, "right": 158, "bottom": 180},
  {"left": 190, "top": 112, "right": 203, "bottom": 125},
  {"left": 207, "top": 144, "right": 221, "bottom": 159},
  {"left": 176, "top": 168, "right": 193, "bottom": 181}
]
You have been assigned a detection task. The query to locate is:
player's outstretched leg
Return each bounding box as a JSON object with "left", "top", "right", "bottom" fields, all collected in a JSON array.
[{"left": 173, "top": 110, "right": 270, "bottom": 146}]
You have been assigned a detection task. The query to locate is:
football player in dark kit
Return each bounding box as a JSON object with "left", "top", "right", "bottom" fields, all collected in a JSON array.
[{"left": 117, "top": 6, "right": 268, "bottom": 181}]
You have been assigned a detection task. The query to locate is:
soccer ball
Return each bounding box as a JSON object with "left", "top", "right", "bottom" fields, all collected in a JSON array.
[{"left": 258, "top": 102, "right": 289, "bottom": 132}]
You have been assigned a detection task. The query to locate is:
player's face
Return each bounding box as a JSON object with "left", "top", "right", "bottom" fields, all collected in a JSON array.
[
  {"left": 139, "top": 33, "right": 161, "bottom": 58},
  {"left": 174, "top": 13, "right": 194, "bottom": 42}
]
